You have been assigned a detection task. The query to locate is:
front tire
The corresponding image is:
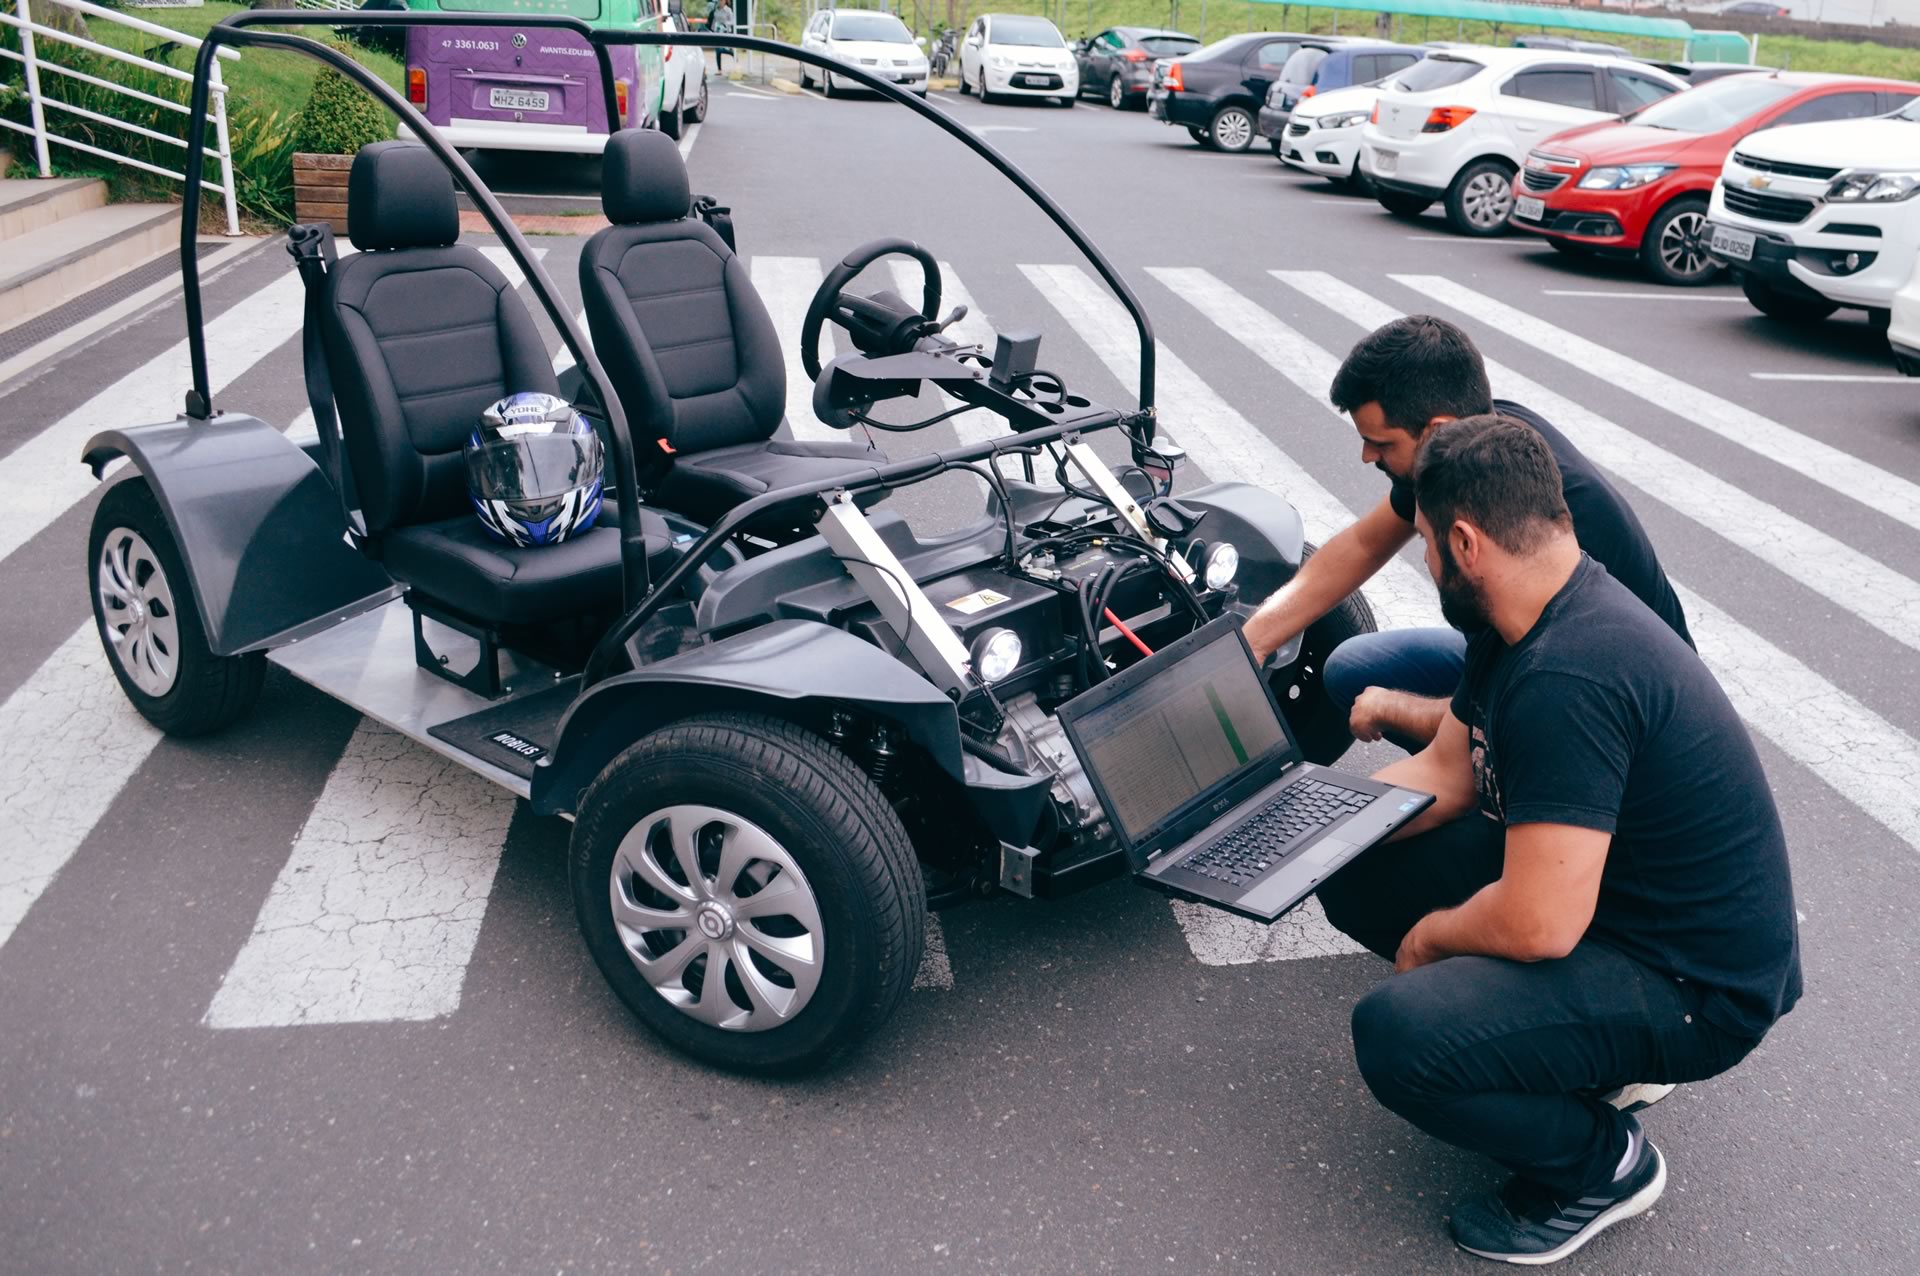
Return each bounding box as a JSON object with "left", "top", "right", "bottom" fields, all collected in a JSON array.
[
  {"left": 571, "top": 713, "right": 925, "bottom": 1075},
  {"left": 1269, "top": 544, "right": 1377, "bottom": 767},
  {"left": 1207, "top": 103, "right": 1255, "bottom": 153},
  {"left": 660, "top": 91, "right": 684, "bottom": 140},
  {"left": 1376, "top": 189, "right": 1432, "bottom": 219},
  {"left": 1445, "top": 159, "right": 1515, "bottom": 236},
  {"left": 1640, "top": 197, "right": 1718, "bottom": 286},
  {"left": 1741, "top": 274, "right": 1840, "bottom": 324},
  {"left": 689, "top": 77, "right": 710, "bottom": 122},
  {"left": 88, "top": 476, "right": 265, "bottom": 737},
  {"left": 958, "top": 67, "right": 971, "bottom": 95}
]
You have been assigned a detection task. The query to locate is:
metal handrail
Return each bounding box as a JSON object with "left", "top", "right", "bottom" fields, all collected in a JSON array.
[{"left": 0, "top": 0, "right": 240, "bottom": 235}]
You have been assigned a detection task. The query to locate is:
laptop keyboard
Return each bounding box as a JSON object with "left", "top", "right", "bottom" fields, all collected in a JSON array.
[{"left": 1179, "top": 779, "right": 1375, "bottom": 885}]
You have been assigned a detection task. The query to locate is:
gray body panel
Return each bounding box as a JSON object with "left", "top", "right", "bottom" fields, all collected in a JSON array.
[{"left": 84, "top": 414, "right": 396, "bottom": 656}]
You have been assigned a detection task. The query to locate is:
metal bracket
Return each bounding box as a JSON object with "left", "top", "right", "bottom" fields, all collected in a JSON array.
[
  {"left": 815, "top": 492, "right": 975, "bottom": 696},
  {"left": 1061, "top": 439, "right": 1196, "bottom": 585},
  {"left": 998, "top": 841, "right": 1040, "bottom": 898}
]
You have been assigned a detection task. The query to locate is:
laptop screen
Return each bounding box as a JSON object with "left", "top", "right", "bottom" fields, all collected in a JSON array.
[{"left": 1070, "top": 627, "right": 1291, "bottom": 848}]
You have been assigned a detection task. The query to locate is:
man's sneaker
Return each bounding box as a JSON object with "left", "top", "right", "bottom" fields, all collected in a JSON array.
[
  {"left": 1448, "top": 1119, "right": 1667, "bottom": 1265},
  {"left": 1596, "top": 1082, "right": 1677, "bottom": 1113}
]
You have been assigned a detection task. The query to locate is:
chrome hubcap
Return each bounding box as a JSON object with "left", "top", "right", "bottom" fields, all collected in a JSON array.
[
  {"left": 609, "top": 804, "right": 825, "bottom": 1032},
  {"left": 1109, "top": 78, "right": 1123, "bottom": 108},
  {"left": 1462, "top": 172, "right": 1512, "bottom": 228},
  {"left": 1215, "top": 111, "right": 1251, "bottom": 150},
  {"left": 1660, "top": 210, "right": 1713, "bottom": 279},
  {"left": 96, "top": 526, "right": 179, "bottom": 698}
]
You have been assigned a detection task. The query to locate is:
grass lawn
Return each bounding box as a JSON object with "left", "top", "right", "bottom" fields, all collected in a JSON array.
[{"left": 82, "top": 1, "right": 405, "bottom": 115}]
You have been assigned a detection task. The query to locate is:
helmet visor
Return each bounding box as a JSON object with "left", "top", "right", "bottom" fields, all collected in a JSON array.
[{"left": 465, "top": 431, "right": 602, "bottom": 504}]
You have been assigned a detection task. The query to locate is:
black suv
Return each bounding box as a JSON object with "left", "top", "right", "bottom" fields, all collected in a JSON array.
[{"left": 1147, "top": 32, "right": 1351, "bottom": 152}]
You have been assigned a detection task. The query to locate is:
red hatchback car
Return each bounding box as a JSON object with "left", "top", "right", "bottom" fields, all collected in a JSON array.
[{"left": 1510, "top": 72, "right": 1920, "bottom": 284}]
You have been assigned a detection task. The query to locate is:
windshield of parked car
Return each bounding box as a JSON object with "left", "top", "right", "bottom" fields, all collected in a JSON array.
[
  {"left": 1630, "top": 74, "right": 1804, "bottom": 131},
  {"left": 991, "top": 16, "right": 1065, "bottom": 47},
  {"left": 832, "top": 13, "right": 914, "bottom": 41},
  {"left": 1898, "top": 97, "right": 1920, "bottom": 121},
  {"left": 1139, "top": 35, "right": 1200, "bottom": 56},
  {"left": 1280, "top": 46, "right": 1329, "bottom": 85},
  {"left": 1389, "top": 55, "right": 1481, "bottom": 92}
]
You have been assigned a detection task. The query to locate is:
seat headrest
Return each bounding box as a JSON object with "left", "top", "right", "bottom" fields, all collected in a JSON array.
[
  {"left": 348, "top": 140, "right": 460, "bottom": 252},
  {"left": 602, "top": 130, "right": 692, "bottom": 226}
]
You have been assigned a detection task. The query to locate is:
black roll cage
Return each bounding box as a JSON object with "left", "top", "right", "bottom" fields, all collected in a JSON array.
[{"left": 175, "top": 13, "right": 1160, "bottom": 683}]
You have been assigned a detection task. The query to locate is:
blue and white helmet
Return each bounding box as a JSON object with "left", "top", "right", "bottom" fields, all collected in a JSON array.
[{"left": 465, "top": 392, "right": 603, "bottom": 547}]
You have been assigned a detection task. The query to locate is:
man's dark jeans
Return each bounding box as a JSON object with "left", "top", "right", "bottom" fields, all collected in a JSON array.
[
  {"left": 1318, "top": 818, "right": 1761, "bottom": 1194},
  {"left": 1323, "top": 627, "right": 1468, "bottom": 752}
]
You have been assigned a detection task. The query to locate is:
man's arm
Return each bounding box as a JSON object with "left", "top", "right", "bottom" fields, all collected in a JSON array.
[
  {"left": 1243, "top": 495, "right": 1415, "bottom": 663},
  {"left": 1372, "top": 709, "right": 1477, "bottom": 841},
  {"left": 1394, "top": 823, "right": 1610, "bottom": 972},
  {"left": 1350, "top": 688, "right": 1450, "bottom": 750}
]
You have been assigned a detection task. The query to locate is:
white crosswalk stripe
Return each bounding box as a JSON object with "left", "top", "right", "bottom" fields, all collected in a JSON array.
[
  {"left": 750, "top": 256, "right": 840, "bottom": 444},
  {"left": 0, "top": 624, "right": 161, "bottom": 954},
  {"left": 205, "top": 720, "right": 520, "bottom": 1028},
  {"left": 1385, "top": 272, "right": 1920, "bottom": 535},
  {"left": 1020, "top": 263, "right": 1443, "bottom": 634},
  {"left": 1272, "top": 271, "right": 1920, "bottom": 657}
]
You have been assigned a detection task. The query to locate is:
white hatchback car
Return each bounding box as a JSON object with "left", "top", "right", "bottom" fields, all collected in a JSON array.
[
  {"left": 1358, "top": 48, "right": 1686, "bottom": 235},
  {"left": 1280, "top": 77, "right": 1405, "bottom": 189},
  {"left": 1892, "top": 249, "right": 1920, "bottom": 374},
  {"left": 959, "top": 13, "right": 1079, "bottom": 106},
  {"left": 797, "top": 8, "right": 930, "bottom": 98}
]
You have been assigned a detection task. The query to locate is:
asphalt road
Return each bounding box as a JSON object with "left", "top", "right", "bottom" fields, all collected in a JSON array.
[{"left": 2, "top": 78, "right": 1918, "bottom": 1274}]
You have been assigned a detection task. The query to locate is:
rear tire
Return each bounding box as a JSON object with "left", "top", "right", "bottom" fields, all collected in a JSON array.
[
  {"left": 88, "top": 476, "right": 265, "bottom": 737},
  {"left": 1207, "top": 103, "right": 1255, "bottom": 153},
  {"left": 1269, "top": 543, "right": 1377, "bottom": 767},
  {"left": 1741, "top": 274, "right": 1840, "bottom": 323},
  {"left": 571, "top": 713, "right": 925, "bottom": 1075},
  {"left": 1376, "top": 189, "right": 1431, "bottom": 219},
  {"left": 1640, "top": 197, "right": 1718, "bottom": 286},
  {"left": 1445, "top": 158, "right": 1515, "bottom": 236},
  {"left": 1108, "top": 76, "right": 1126, "bottom": 110}
]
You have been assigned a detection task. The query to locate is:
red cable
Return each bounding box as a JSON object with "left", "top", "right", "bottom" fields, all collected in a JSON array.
[{"left": 1104, "top": 608, "right": 1154, "bottom": 658}]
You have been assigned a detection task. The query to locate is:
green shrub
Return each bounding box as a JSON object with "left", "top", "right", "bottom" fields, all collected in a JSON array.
[{"left": 290, "top": 56, "right": 392, "bottom": 156}]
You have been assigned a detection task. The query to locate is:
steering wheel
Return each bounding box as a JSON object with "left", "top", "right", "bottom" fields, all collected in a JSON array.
[{"left": 800, "top": 238, "right": 944, "bottom": 385}]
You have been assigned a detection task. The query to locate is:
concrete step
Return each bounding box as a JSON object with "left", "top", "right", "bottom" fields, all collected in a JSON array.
[
  {"left": 0, "top": 177, "right": 108, "bottom": 243},
  {"left": 0, "top": 202, "right": 180, "bottom": 336}
]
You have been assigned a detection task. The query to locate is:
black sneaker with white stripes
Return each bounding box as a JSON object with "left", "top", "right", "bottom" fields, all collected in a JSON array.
[{"left": 1448, "top": 1117, "right": 1667, "bottom": 1265}]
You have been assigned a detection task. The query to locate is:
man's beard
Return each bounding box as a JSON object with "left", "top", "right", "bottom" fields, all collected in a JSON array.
[{"left": 1435, "top": 536, "right": 1493, "bottom": 634}]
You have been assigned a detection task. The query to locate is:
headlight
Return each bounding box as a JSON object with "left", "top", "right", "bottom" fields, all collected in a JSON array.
[
  {"left": 989, "top": 53, "right": 1012, "bottom": 69},
  {"left": 1577, "top": 164, "right": 1676, "bottom": 191},
  {"left": 1204, "top": 543, "right": 1239, "bottom": 592},
  {"left": 1827, "top": 170, "right": 1920, "bottom": 203},
  {"left": 1319, "top": 110, "right": 1369, "bottom": 129},
  {"left": 972, "top": 628, "right": 1023, "bottom": 684}
]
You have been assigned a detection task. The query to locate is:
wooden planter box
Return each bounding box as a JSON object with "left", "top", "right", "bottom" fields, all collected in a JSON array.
[{"left": 292, "top": 152, "right": 352, "bottom": 234}]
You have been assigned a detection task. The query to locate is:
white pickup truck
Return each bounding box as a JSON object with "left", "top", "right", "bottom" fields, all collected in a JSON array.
[{"left": 1706, "top": 96, "right": 1920, "bottom": 324}]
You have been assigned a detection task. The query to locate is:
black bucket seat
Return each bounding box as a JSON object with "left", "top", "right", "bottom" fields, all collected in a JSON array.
[
  {"left": 579, "top": 130, "right": 884, "bottom": 536},
  {"left": 321, "top": 140, "right": 674, "bottom": 628}
]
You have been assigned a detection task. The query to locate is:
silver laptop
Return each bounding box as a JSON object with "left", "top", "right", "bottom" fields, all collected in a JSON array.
[{"left": 1057, "top": 615, "right": 1434, "bottom": 924}]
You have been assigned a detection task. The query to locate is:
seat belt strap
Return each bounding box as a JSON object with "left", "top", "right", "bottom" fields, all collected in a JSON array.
[{"left": 285, "top": 223, "right": 368, "bottom": 547}]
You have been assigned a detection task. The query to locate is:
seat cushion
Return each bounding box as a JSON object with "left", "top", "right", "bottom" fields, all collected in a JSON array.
[
  {"left": 655, "top": 438, "right": 888, "bottom": 529},
  {"left": 381, "top": 510, "right": 676, "bottom": 627}
]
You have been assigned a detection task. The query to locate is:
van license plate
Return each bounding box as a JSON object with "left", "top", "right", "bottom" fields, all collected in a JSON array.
[
  {"left": 1710, "top": 225, "right": 1755, "bottom": 262},
  {"left": 490, "top": 88, "right": 551, "bottom": 112}
]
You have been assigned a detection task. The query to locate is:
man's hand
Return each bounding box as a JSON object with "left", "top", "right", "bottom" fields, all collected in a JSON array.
[
  {"left": 1350, "top": 687, "right": 1395, "bottom": 742},
  {"left": 1394, "top": 914, "right": 1444, "bottom": 973},
  {"left": 1350, "top": 688, "right": 1449, "bottom": 749},
  {"left": 1243, "top": 498, "right": 1414, "bottom": 663}
]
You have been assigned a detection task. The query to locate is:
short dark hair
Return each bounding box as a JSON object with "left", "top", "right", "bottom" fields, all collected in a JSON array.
[
  {"left": 1413, "top": 414, "right": 1571, "bottom": 555},
  {"left": 1329, "top": 315, "right": 1493, "bottom": 436}
]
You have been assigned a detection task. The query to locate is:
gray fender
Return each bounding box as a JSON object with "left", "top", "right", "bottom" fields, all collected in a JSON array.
[
  {"left": 532, "top": 619, "right": 966, "bottom": 817},
  {"left": 1179, "top": 480, "right": 1308, "bottom": 664},
  {"left": 83, "top": 415, "right": 396, "bottom": 656}
]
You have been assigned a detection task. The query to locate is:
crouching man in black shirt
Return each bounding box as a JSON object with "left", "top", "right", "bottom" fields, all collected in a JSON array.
[{"left": 1320, "top": 415, "right": 1802, "bottom": 1265}]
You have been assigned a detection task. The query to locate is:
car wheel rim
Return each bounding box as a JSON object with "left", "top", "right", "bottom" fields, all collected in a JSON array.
[
  {"left": 1216, "top": 111, "right": 1251, "bottom": 150},
  {"left": 1660, "top": 210, "right": 1712, "bottom": 279},
  {"left": 609, "top": 804, "right": 826, "bottom": 1032},
  {"left": 96, "top": 526, "right": 179, "bottom": 698},
  {"left": 1109, "top": 78, "right": 1123, "bottom": 108},
  {"left": 1462, "top": 171, "right": 1512, "bottom": 228}
]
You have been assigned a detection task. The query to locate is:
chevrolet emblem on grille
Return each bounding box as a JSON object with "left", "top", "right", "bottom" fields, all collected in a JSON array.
[{"left": 1749, "top": 174, "right": 1771, "bottom": 190}]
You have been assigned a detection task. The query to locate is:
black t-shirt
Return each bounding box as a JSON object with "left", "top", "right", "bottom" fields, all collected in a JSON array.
[
  {"left": 1391, "top": 400, "right": 1694, "bottom": 648},
  {"left": 1449, "top": 556, "right": 1801, "bottom": 1039}
]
